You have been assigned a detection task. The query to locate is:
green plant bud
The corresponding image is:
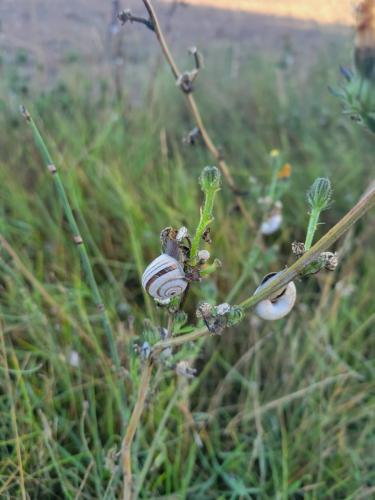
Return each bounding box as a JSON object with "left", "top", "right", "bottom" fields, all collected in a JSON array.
[
  {"left": 226, "top": 306, "right": 244, "bottom": 327},
  {"left": 199, "top": 166, "right": 221, "bottom": 192},
  {"left": 174, "top": 310, "right": 188, "bottom": 327},
  {"left": 307, "top": 178, "right": 332, "bottom": 211}
]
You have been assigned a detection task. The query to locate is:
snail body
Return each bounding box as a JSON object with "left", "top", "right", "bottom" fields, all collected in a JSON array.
[
  {"left": 142, "top": 254, "right": 187, "bottom": 300},
  {"left": 254, "top": 272, "right": 296, "bottom": 321}
]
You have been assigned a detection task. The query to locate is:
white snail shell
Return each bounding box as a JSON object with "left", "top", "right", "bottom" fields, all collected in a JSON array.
[
  {"left": 261, "top": 202, "right": 283, "bottom": 236},
  {"left": 254, "top": 272, "right": 296, "bottom": 321},
  {"left": 142, "top": 254, "right": 188, "bottom": 300},
  {"left": 260, "top": 212, "right": 283, "bottom": 235}
]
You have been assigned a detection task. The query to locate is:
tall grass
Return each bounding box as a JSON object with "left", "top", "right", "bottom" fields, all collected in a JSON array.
[{"left": 0, "top": 46, "right": 374, "bottom": 498}]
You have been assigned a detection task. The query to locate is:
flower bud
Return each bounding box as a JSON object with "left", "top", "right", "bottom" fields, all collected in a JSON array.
[
  {"left": 199, "top": 166, "right": 221, "bottom": 192},
  {"left": 307, "top": 178, "right": 332, "bottom": 211},
  {"left": 197, "top": 249, "right": 210, "bottom": 262},
  {"left": 226, "top": 306, "right": 244, "bottom": 327},
  {"left": 215, "top": 303, "right": 231, "bottom": 316}
]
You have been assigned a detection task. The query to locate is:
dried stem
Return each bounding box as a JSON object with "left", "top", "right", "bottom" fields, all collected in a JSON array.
[
  {"left": 122, "top": 361, "right": 153, "bottom": 500},
  {"left": 123, "top": 0, "right": 256, "bottom": 229},
  {"left": 152, "top": 184, "right": 375, "bottom": 354}
]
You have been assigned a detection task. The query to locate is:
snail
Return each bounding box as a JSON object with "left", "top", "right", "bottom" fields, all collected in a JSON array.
[
  {"left": 260, "top": 201, "right": 283, "bottom": 236},
  {"left": 254, "top": 272, "right": 296, "bottom": 321},
  {"left": 142, "top": 254, "right": 188, "bottom": 300}
]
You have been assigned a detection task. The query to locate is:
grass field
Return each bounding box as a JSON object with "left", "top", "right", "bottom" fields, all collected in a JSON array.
[{"left": 0, "top": 38, "right": 374, "bottom": 499}]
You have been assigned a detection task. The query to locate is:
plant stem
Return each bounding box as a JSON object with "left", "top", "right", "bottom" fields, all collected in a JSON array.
[
  {"left": 21, "top": 107, "right": 126, "bottom": 413},
  {"left": 190, "top": 187, "right": 215, "bottom": 264},
  {"left": 268, "top": 156, "right": 280, "bottom": 203},
  {"left": 152, "top": 184, "right": 375, "bottom": 353},
  {"left": 304, "top": 206, "right": 321, "bottom": 250},
  {"left": 136, "top": 0, "right": 256, "bottom": 230},
  {"left": 122, "top": 361, "right": 153, "bottom": 500}
]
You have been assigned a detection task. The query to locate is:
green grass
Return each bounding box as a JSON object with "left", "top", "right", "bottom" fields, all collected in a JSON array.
[{"left": 0, "top": 47, "right": 374, "bottom": 499}]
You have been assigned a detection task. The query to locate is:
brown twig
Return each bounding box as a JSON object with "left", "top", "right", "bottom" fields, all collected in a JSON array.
[
  {"left": 121, "top": 0, "right": 256, "bottom": 229},
  {"left": 122, "top": 361, "right": 153, "bottom": 500}
]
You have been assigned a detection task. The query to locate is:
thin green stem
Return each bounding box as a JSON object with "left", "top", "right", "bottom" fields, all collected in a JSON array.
[
  {"left": 190, "top": 188, "right": 216, "bottom": 264},
  {"left": 267, "top": 152, "right": 281, "bottom": 202},
  {"left": 21, "top": 107, "right": 126, "bottom": 411},
  {"left": 304, "top": 207, "right": 321, "bottom": 250}
]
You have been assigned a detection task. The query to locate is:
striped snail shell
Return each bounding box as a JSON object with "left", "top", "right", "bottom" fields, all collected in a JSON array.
[
  {"left": 142, "top": 254, "right": 188, "bottom": 300},
  {"left": 254, "top": 272, "right": 296, "bottom": 321}
]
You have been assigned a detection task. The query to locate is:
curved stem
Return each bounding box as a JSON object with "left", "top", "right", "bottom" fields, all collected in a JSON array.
[{"left": 140, "top": 0, "right": 256, "bottom": 229}]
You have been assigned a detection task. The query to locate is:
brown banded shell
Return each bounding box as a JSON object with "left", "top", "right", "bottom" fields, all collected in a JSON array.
[{"left": 141, "top": 254, "right": 188, "bottom": 300}]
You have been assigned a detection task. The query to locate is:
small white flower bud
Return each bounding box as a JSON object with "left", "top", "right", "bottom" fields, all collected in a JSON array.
[
  {"left": 198, "top": 249, "right": 210, "bottom": 262},
  {"left": 261, "top": 213, "right": 282, "bottom": 235},
  {"left": 216, "top": 302, "right": 231, "bottom": 316}
]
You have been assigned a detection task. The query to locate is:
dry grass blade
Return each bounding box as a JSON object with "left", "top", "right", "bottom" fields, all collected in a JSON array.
[
  {"left": 226, "top": 372, "right": 357, "bottom": 432},
  {"left": 0, "top": 234, "right": 105, "bottom": 359}
]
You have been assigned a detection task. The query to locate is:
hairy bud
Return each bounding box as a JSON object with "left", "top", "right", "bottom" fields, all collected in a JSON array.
[
  {"left": 307, "top": 178, "right": 332, "bottom": 211},
  {"left": 199, "top": 166, "right": 221, "bottom": 192}
]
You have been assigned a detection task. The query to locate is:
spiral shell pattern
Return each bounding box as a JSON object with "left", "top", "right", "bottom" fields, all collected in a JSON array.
[
  {"left": 254, "top": 272, "right": 296, "bottom": 321},
  {"left": 142, "top": 254, "right": 188, "bottom": 300}
]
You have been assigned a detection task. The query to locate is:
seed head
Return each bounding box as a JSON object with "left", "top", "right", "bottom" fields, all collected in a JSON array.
[
  {"left": 196, "top": 302, "right": 214, "bottom": 319},
  {"left": 292, "top": 241, "right": 306, "bottom": 257},
  {"left": 319, "top": 252, "right": 338, "bottom": 271}
]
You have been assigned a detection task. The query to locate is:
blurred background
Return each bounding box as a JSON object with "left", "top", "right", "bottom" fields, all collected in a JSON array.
[
  {"left": 0, "top": 0, "right": 355, "bottom": 87},
  {"left": 0, "top": 1, "right": 374, "bottom": 498}
]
